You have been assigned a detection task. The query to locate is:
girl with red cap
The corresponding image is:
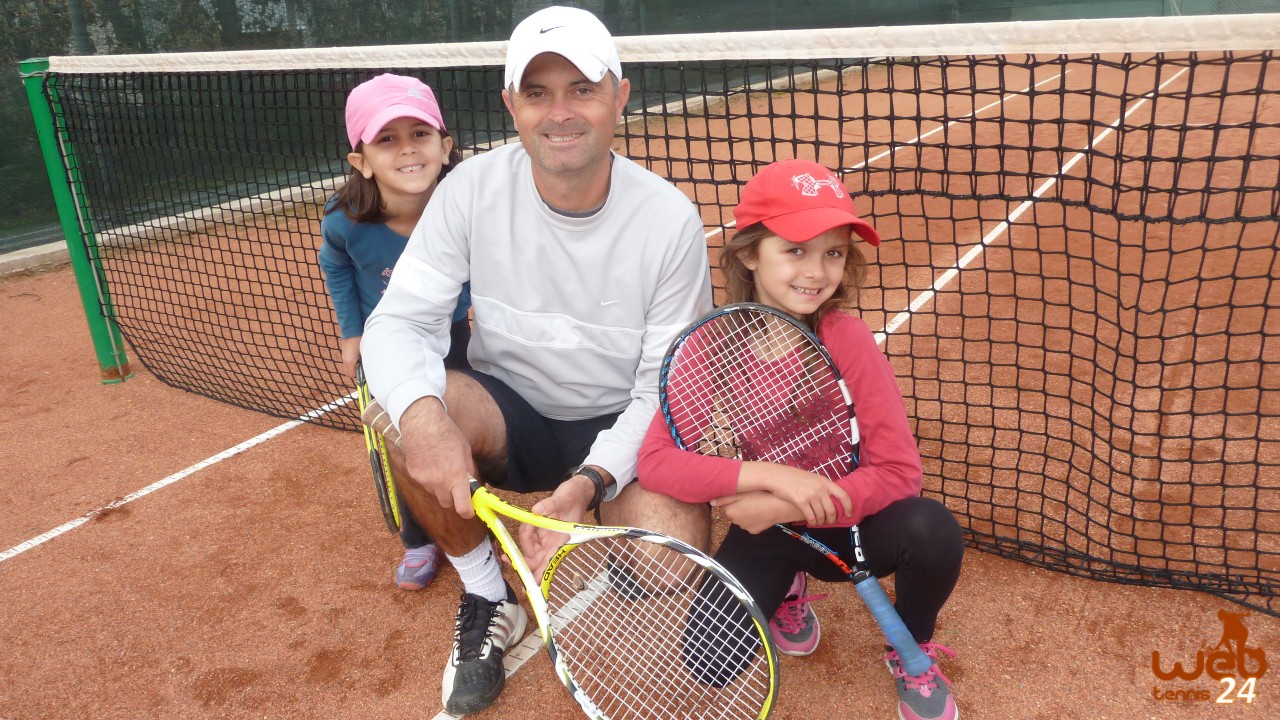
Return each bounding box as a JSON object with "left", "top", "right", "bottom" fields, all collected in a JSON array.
[{"left": 638, "top": 158, "right": 965, "bottom": 720}]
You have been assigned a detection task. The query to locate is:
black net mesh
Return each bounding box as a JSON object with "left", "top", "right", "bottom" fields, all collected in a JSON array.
[{"left": 39, "top": 45, "right": 1280, "bottom": 615}]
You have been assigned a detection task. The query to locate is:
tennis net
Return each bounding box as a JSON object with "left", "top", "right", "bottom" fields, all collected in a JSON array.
[{"left": 27, "top": 14, "right": 1280, "bottom": 614}]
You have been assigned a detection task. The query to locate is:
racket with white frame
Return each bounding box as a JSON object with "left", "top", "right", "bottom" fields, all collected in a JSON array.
[
  {"left": 659, "top": 302, "right": 933, "bottom": 676},
  {"left": 364, "top": 401, "right": 779, "bottom": 720}
]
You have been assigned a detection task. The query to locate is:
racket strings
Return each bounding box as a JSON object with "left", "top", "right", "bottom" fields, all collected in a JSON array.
[
  {"left": 551, "top": 547, "right": 761, "bottom": 710},
  {"left": 545, "top": 536, "right": 772, "bottom": 720},
  {"left": 667, "top": 311, "right": 854, "bottom": 480}
]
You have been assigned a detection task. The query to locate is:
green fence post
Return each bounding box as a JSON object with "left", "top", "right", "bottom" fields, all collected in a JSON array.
[{"left": 19, "top": 58, "right": 132, "bottom": 383}]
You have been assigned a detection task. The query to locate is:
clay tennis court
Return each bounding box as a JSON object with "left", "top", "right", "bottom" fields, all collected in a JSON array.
[
  {"left": 2, "top": 268, "right": 1276, "bottom": 719},
  {"left": 3, "top": 38, "right": 1278, "bottom": 720}
]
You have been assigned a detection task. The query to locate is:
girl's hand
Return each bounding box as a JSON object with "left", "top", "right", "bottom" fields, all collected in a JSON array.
[
  {"left": 712, "top": 491, "right": 798, "bottom": 534},
  {"left": 771, "top": 468, "right": 853, "bottom": 526},
  {"left": 340, "top": 336, "right": 362, "bottom": 379},
  {"left": 738, "top": 463, "right": 853, "bottom": 526}
]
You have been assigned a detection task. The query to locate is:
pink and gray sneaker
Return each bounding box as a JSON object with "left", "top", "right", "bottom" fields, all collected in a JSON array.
[
  {"left": 768, "top": 571, "right": 827, "bottom": 656},
  {"left": 883, "top": 642, "right": 959, "bottom": 720},
  {"left": 395, "top": 544, "right": 441, "bottom": 591}
]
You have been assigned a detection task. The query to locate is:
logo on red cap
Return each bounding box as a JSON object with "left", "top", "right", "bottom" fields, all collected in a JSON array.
[
  {"left": 733, "top": 159, "right": 881, "bottom": 246},
  {"left": 791, "top": 172, "right": 846, "bottom": 199}
]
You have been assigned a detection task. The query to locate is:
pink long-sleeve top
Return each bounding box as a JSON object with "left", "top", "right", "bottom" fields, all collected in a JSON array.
[{"left": 637, "top": 310, "right": 923, "bottom": 527}]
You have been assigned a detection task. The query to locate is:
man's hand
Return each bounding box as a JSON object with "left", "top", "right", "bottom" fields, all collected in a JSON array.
[
  {"left": 517, "top": 474, "right": 597, "bottom": 577},
  {"left": 398, "top": 397, "right": 478, "bottom": 517}
]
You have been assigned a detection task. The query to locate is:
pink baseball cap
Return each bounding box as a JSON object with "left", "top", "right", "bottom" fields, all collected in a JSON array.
[
  {"left": 734, "top": 159, "right": 881, "bottom": 246},
  {"left": 344, "top": 73, "right": 446, "bottom": 149}
]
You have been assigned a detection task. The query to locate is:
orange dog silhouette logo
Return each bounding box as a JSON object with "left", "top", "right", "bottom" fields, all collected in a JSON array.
[{"left": 1151, "top": 609, "right": 1266, "bottom": 704}]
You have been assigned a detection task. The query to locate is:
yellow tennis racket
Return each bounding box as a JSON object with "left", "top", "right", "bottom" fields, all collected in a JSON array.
[
  {"left": 364, "top": 404, "right": 779, "bottom": 719},
  {"left": 355, "top": 360, "right": 400, "bottom": 533}
]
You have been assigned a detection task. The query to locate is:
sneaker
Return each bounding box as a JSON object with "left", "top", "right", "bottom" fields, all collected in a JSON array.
[
  {"left": 883, "top": 642, "right": 959, "bottom": 720},
  {"left": 441, "top": 584, "right": 529, "bottom": 716},
  {"left": 769, "top": 571, "right": 826, "bottom": 656},
  {"left": 396, "top": 544, "right": 442, "bottom": 591}
]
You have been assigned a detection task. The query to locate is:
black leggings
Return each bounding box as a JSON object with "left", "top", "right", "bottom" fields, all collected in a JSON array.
[{"left": 713, "top": 496, "right": 963, "bottom": 643}]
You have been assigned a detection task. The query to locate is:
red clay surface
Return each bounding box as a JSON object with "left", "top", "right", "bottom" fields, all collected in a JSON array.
[{"left": 2, "top": 263, "right": 1278, "bottom": 720}]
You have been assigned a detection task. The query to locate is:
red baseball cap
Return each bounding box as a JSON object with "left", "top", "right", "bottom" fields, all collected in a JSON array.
[
  {"left": 345, "top": 73, "right": 446, "bottom": 150},
  {"left": 733, "top": 159, "right": 880, "bottom": 246}
]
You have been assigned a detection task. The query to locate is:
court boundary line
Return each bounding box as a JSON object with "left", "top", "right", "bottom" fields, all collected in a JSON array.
[
  {"left": 873, "top": 66, "right": 1190, "bottom": 344},
  {"left": 0, "top": 394, "right": 354, "bottom": 564}
]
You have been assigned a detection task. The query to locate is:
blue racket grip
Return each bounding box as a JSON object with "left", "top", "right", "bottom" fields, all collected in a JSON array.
[{"left": 853, "top": 576, "right": 932, "bottom": 676}]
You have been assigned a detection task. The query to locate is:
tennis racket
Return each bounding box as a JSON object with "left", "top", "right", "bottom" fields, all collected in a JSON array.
[
  {"left": 355, "top": 360, "right": 401, "bottom": 533},
  {"left": 659, "top": 302, "right": 933, "bottom": 676},
  {"left": 365, "top": 407, "right": 779, "bottom": 720}
]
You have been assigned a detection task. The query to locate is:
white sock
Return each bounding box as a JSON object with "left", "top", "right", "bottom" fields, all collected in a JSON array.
[{"left": 447, "top": 541, "right": 507, "bottom": 603}]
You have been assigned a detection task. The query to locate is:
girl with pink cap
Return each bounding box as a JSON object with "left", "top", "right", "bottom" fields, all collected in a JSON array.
[{"left": 319, "top": 73, "right": 470, "bottom": 592}]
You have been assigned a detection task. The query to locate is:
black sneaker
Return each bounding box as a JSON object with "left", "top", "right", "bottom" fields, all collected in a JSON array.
[{"left": 440, "top": 584, "right": 528, "bottom": 716}]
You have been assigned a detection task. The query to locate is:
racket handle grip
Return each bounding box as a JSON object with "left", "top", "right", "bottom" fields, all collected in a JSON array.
[
  {"left": 853, "top": 576, "right": 933, "bottom": 676},
  {"left": 362, "top": 398, "right": 402, "bottom": 448}
]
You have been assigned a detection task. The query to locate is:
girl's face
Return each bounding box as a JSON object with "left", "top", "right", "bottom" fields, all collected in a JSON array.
[
  {"left": 743, "top": 228, "right": 850, "bottom": 317},
  {"left": 348, "top": 116, "right": 453, "bottom": 200}
]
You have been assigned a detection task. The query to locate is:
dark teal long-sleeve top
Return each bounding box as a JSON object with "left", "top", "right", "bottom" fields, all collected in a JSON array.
[{"left": 319, "top": 196, "right": 471, "bottom": 339}]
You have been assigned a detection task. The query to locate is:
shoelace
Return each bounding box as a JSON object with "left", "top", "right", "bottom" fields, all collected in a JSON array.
[
  {"left": 771, "top": 593, "right": 827, "bottom": 633},
  {"left": 454, "top": 594, "right": 500, "bottom": 662},
  {"left": 884, "top": 642, "right": 957, "bottom": 696}
]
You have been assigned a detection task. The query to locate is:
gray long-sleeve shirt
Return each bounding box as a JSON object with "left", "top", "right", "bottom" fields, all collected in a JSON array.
[{"left": 362, "top": 142, "right": 713, "bottom": 492}]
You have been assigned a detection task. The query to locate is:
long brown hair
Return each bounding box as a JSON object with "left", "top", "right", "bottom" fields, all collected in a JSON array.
[
  {"left": 720, "top": 222, "right": 867, "bottom": 329},
  {"left": 326, "top": 131, "right": 464, "bottom": 225}
]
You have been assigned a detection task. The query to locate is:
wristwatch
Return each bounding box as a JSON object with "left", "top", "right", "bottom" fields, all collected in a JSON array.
[{"left": 564, "top": 464, "right": 607, "bottom": 511}]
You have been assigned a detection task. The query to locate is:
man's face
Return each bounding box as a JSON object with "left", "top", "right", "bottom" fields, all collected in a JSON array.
[{"left": 502, "top": 53, "right": 630, "bottom": 180}]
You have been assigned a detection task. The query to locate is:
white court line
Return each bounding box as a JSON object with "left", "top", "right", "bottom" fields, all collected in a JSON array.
[
  {"left": 874, "top": 67, "right": 1190, "bottom": 346},
  {"left": 702, "top": 72, "right": 1067, "bottom": 244},
  {"left": 850, "top": 72, "right": 1068, "bottom": 173},
  {"left": 0, "top": 393, "right": 356, "bottom": 564}
]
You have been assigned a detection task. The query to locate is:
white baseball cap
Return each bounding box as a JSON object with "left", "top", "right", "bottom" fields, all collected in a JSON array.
[{"left": 504, "top": 6, "right": 622, "bottom": 91}]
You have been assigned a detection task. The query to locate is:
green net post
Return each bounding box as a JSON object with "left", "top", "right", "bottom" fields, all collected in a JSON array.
[{"left": 19, "top": 58, "right": 132, "bottom": 383}]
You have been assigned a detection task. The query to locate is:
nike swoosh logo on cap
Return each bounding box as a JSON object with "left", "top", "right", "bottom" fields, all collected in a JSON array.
[{"left": 539, "top": 26, "right": 564, "bottom": 34}]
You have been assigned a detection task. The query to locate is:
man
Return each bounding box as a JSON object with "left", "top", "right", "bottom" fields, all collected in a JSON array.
[{"left": 361, "top": 6, "right": 714, "bottom": 716}]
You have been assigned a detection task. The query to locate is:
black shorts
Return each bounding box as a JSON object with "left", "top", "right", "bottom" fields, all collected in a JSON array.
[
  {"left": 454, "top": 368, "right": 621, "bottom": 494},
  {"left": 444, "top": 318, "right": 471, "bottom": 370}
]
